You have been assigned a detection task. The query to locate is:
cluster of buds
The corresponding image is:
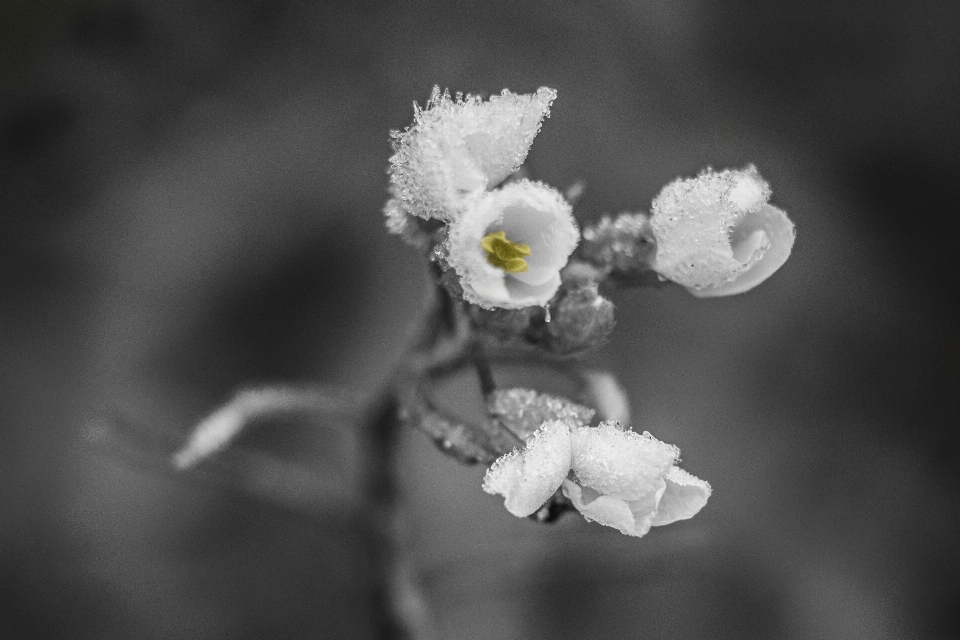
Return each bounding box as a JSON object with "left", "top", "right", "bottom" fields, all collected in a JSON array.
[{"left": 385, "top": 87, "right": 795, "bottom": 537}]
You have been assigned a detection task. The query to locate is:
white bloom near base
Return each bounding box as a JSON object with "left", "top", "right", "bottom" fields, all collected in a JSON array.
[
  {"left": 388, "top": 86, "right": 556, "bottom": 222},
  {"left": 650, "top": 166, "right": 795, "bottom": 297},
  {"left": 562, "top": 422, "right": 711, "bottom": 538},
  {"left": 447, "top": 180, "right": 580, "bottom": 309},
  {"left": 482, "top": 420, "right": 572, "bottom": 517}
]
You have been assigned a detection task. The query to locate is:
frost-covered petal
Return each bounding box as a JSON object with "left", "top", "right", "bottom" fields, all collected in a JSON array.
[
  {"left": 650, "top": 165, "right": 793, "bottom": 295},
  {"left": 482, "top": 420, "right": 572, "bottom": 517},
  {"left": 651, "top": 466, "right": 712, "bottom": 526},
  {"left": 389, "top": 87, "right": 556, "bottom": 221},
  {"left": 689, "top": 204, "right": 795, "bottom": 297},
  {"left": 562, "top": 478, "right": 666, "bottom": 537},
  {"left": 569, "top": 421, "right": 678, "bottom": 502},
  {"left": 447, "top": 180, "right": 579, "bottom": 309}
]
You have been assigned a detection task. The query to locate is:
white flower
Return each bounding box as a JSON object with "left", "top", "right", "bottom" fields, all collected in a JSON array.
[
  {"left": 650, "top": 166, "right": 795, "bottom": 297},
  {"left": 483, "top": 419, "right": 711, "bottom": 536},
  {"left": 388, "top": 86, "right": 556, "bottom": 222},
  {"left": 446, "top": 180, "right": 579, "bottom": 310},
  {"left": 562, "top": 422, "right": 710, "bottom": 538}
]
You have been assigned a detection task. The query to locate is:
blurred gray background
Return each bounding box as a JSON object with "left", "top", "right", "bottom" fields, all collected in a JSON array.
[{"left": 2, "top": 0, "right": 959, "bottom": 638}]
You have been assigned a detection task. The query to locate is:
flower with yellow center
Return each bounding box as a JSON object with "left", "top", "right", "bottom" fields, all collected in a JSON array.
[{"left": 446, "top": 180, "right": 579, "bottom": 310}]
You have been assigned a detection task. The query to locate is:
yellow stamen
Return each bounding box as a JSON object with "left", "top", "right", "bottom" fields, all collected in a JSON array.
[{"left": 481, "top": 230, "right": 532, "bottom": 273}]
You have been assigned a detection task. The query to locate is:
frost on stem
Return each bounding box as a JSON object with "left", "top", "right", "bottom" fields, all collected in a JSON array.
[
  {"left": 650, "top": 165, "right": 795, "bottom": 297},
  {"left": 445, "top": 180, "right": 579, "bottom": 309},
  {"left": 387, "top": 86, "right": 556, "bottom": 226}
]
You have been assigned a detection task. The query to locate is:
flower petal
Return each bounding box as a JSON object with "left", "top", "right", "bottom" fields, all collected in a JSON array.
[
  {"left": 651, "top": 466, "right": 712, "bottom": 526},
  {"left": 569, "top": 421, "right": 678, "bottom": 502},
  {"left": 562, "top": 478, "right": 666, "bottom": 537},
  {"left": 689, "top": 204, "right": 795, "bottom": 297},
  {"left": 389, "top": 87, "right": 556, "bottom": 221},
  {"left": 482, "top": 420, "right": 572, "bottom": 517}
]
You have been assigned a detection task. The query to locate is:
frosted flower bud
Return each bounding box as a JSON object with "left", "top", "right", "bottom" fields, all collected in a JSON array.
[
  {"left": 562, "top": 421, "right": 711, "bottom": 537},
  {"left": 650, "top": 166, "right": 795, "bottom": 296},
  {"left": 446, "top": 180, "right": 580, "bottom": 310},
  {"left": 547, "top": 284, "right": 615, "bottom": 355},
  {"left": 389, "top": 86, "right": 557, "bottom": 222},
  {"left": 488, "top": 388, "right": 594, "bottom": 441},
  {"left": 579, "top": 212, "right": 656, "bottom": 275},
  {"left": 482, "top": 420, "right": 572, "bottom": 517}
]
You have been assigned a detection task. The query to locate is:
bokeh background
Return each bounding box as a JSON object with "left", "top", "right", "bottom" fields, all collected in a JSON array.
[{"left": 2, "top": 0, "right": 959, "bottom": 638}]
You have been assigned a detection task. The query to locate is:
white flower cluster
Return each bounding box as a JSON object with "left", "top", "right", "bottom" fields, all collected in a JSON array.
[
  {"left": 649, "top": 166, "right": 795, "bottom": 297},
  {"left": 386, "top": 87, "right": 579, "bottom": 309},
  {"left": 483, "top": 419, "right": 710, "bottom": 538}
]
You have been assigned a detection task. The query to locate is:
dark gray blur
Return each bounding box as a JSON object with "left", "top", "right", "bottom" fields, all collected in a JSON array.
[{"left": 2, "top": 0, "right": 959, "bottom": 638}]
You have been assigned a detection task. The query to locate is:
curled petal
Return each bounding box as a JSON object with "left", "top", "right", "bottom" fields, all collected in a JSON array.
[
  {"left": 447, "top": 180, "right": 579, "bottom": 309},
  {"left": 651, "top": 466, "right": 712, "bottom": 526},
  {"left": 389, "top": 87, "right": 556, "bottom": 221},
  {"left": 562, "top": 478, "right": 666, "bottom": 538},
  {"left": 651, "top": 166, "right": 793, "bottom": 295},
  {"left": 569, "top": 421, "right": 678, "bottom": 502},
  {"left": 482, "top": 420, "right": 572, "bottom": 517},
  {"left": 689, "top": 204, "right": 795, "bottom": 297}
]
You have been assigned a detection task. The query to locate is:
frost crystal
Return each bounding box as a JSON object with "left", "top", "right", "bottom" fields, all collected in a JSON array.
[
  {"left": 389, "top": 86, "right": 556, "bottom": 222},
  {"left": 650, "top": 165, "right": 795, "bottom": 296},
  {"left": 489, "top": 388, "right": 594, "bottom": 440},
  {"left": 482, "top": 420, "right": 572, "bottom": 517},
  {"left": 446, "top": 180, "right": 579, "bottom": 309}
]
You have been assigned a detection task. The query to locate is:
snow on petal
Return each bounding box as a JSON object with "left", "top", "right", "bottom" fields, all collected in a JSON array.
[
  {"left": 569, "top": 421, "right": 678, "bottom": 502},
  {"left": 389, "top": 87, "right": 556, "bottom": 222},
  {"left": 447, "top": 180, "right": 579, "bottom": 309},
  {"left": 651, "top": 466, "right": 712, "bottom": 526},
  {"left": 650, "top": 165, "right": 793, "bottom": 295},
  {"left": 483, "top": 420, "right": 572, "bottom": 517}
]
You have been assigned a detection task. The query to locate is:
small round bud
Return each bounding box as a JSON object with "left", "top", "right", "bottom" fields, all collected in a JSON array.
[{"left": 547, "top": 285, "right": 615, "bottom": 355}]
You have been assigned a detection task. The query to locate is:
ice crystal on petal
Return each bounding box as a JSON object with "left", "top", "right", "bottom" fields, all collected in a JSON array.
[
  {"left": 569, "top": 421, "right": 678, "bottom": 502},
  {"left": 482, "top": 420, "right": 572, "bottom": 517},
  {"left": 446, "top": 180, "right": 579, "bottom": 309},
  {"left": 389, "top": 87, "right": 556, "bottom": 222},
  {"left": 650, "top": 165, "right": 794, "bottom": 295},
  {"left": 489, "top": 388, "right": 594, "bottom": 440}
]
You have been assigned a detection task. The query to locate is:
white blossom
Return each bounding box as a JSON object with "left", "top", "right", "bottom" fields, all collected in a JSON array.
[
  {"left": 650, "top": 166, "right": 795, "bottom": 297},
  {"left": 446, "top": 180, "right": 579, "bottom": 309},
  {"left": 388, "top": 86, "right": 556, "bottom": 222},
  {"left": 483, "top": 418, "right": 711, "bottom": 536}
]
